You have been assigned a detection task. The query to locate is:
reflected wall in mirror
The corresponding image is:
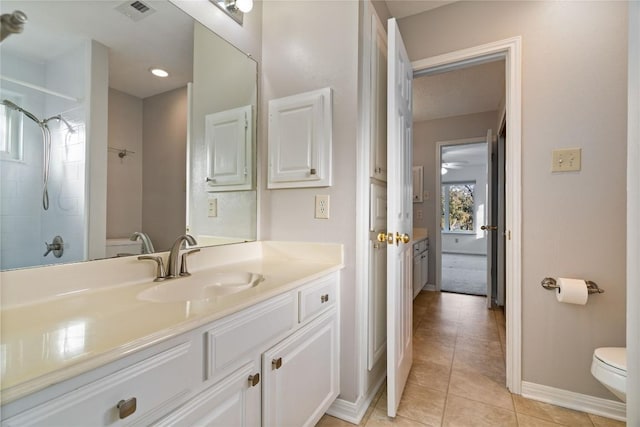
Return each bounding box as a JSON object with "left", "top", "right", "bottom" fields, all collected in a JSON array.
[{"left": 0, "top": 0, "right": 258, "bottom": 271}]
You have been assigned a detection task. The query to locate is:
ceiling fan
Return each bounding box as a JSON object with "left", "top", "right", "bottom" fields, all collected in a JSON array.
[
  {"left": 440, "top": 160, "right": 468, "bottom": 175},
  {"left": 441, "top": 160, "right": 468, "bottom": 169}
]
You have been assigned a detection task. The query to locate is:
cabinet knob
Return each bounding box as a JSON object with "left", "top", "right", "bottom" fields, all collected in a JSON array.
[
  {"left": 272, "top": 357, "right": 283, "bottom": 370},
  {"left": 310, "top": 168, "right": 317, "bottom": 175},
  {"left": 248, "top": 373, "right": 260, "bottom": 387},
  {"left": 320, "top": 294, "right": 329, "bottom": 303},
  {"left": 117, "top": 397, "right": 137, "bottom": 419}
]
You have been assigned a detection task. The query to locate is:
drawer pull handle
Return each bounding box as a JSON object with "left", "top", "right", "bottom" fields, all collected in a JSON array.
[
  {"left": 248, "top": 373, "right": 260, "bottom": 387},
  {"left": 117, "top": 397, "right": 137, "bottom": 419},
  {"left": 321, "top": 294, "right": 330, "bottom": 303},
  {"left": 272, "top": 357, "right": 282, "bottom": 370}
]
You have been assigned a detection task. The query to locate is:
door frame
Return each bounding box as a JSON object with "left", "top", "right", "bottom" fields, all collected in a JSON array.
[
  {"left": 434, "top": 137, "right": 489, "bottom": 295},
  {"left": 412, "top": 36, "right": 522, "bottom": 394}
]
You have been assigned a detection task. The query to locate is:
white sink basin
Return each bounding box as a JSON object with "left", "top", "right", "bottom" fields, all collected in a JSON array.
[{"left": 138, "top": 272, "right": 264, "bottom": 303}]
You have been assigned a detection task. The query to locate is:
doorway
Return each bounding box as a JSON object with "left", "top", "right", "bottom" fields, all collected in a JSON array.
[
  {"left": 412, "top": 36, "right": 522, "bottom": 393},
  {"left": 437, "top": 140, "right": 490, "bottom": 297}
]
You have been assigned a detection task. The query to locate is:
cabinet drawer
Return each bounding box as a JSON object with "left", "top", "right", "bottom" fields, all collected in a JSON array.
[
  {"left": 206, "top": 292, "right": 296, "bottom": 382},
  {"left": 4, "top": 342, "right": 194, "bottom": 427},
  {"left": 298, "top": 274, "right": 338, "bottom": 323}
]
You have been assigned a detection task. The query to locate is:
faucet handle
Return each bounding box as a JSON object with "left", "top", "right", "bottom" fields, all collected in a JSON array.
[
  {"left": 138, "top": 255, "right": 167, "bottom": 281},
  {"left": 180, "top": 249, "right": 200, "bottom": 277}
]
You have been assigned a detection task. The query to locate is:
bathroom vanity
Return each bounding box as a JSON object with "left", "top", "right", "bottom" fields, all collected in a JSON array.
[{"left": 0, "top": 241, "right": 343, "bottom": 426}]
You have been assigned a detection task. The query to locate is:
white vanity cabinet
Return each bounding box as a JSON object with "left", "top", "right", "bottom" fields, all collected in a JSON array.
[
  {"left": 154, "top": 361, "right": 262, "bottom": 427},
  {"left": 3, "top": 271, "right": 341, "bottom": 427},
  {"left": 412, "top": 238, "right": 429, "bottom": 298},
  {"left": 3, "top": 336, "right": 202, "bottom": 427}
]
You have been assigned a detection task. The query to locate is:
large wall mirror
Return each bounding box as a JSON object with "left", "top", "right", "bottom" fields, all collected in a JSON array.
[{"left": 0, "top": 0, "right": 258, "bottom": 271}]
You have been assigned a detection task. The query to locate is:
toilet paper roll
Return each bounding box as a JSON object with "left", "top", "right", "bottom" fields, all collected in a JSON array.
[{"left": 556, "top": 277, "right": 588, "bottom": 305}]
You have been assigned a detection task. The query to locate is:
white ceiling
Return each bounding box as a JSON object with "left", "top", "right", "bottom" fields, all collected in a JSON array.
[
  {"left": 412, "top": 60, "right": 505, "bottom": 123},
  {"left": 1, "top": 0, "right": 194, "bottom": 99}
]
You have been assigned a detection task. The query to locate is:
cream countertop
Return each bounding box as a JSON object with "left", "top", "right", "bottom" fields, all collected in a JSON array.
[
  {"left": 413, "top": 227, "right": 428, "bottom": 242},
  {"left": 0, "top": 241, "right": 344, "bottom": 404}
]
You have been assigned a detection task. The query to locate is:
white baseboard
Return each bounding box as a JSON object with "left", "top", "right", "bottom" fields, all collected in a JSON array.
[
  {"left": 521, "top": 381, "right": 626, "bottom": 422},
  {"left": 326, "top": 374, "right": 386, "bottom": 424}
]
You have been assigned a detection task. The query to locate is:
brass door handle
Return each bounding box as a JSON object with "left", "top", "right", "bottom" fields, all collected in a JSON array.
[
  {"left": 481, "top": 225, "right": 498, "bottom": 231},
  {"left": 395, "top": 232, "right": 410, "bottom": 245},
  {"left": 377, "top": 232, "right": 393, "bottom": 245}
]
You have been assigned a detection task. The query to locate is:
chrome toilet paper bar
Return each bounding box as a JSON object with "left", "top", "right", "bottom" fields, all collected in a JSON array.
[{"left": 541, "top": 277, "right": 605, "bottom": 294}]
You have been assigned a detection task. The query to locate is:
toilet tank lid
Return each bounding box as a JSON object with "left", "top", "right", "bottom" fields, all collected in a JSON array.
[{"left": 594, "top": 347, "right": 626, "bottom": 370}]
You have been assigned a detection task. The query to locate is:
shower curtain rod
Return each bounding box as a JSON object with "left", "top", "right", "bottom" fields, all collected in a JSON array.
[{"left": 0, "top": 74, "right": 80, "bottom": 102}]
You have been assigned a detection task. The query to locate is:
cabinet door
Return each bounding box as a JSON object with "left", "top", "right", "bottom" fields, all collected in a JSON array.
[
  {"left": 268, "top": 88, "right": 332, "bottom": 188},
  {"left": 368, "top": 240, "right": 387, "bottom": 370},
  {"left": 370, "top": 13, "right": 387, "bottom": 182},
  {"left": 262, "top": 310, "right": 339, "bottom": 427},
  {"left": 155, "top": 362, "right": 261, "bottom": 427},
  {"left": 413, "top": 254, "right": 422, "bottom": 299},
  {"left": 421, "top": 251, "right": 429, "bottom": 288},
  {"left": 205, "top": 105, "right": 252, "bottom": 191}
]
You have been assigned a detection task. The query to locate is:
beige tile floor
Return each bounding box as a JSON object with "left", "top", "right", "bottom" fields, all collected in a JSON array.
[{"left": 317, "top": 291, "right": 625, "bottom": 427}]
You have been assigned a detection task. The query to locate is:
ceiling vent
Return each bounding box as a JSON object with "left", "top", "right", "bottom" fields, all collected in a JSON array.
[{"left": 115, "top": 0, "right": 156, "bottom": 22}]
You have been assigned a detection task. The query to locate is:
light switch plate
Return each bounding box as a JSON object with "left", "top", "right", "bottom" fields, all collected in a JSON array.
[
  {"left": 315, "top": 195, "right": 330, "bottom": 219},
  {"left": 552, "top": 148, "right": 581, "bottom": 172}
]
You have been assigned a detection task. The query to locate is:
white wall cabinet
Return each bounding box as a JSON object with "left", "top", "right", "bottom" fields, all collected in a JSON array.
[
  {"left": 3, "top": 273, "right": 340, "bottom": 427},
  {"left": 205, "top": 105, "right": 253, "bottom": 191},
  {"left": 267, "top": 88, "right": 332, "bottom": 189}
]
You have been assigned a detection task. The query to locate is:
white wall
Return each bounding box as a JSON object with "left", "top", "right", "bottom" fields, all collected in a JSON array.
[
  {"left": 188, "top": 22, "right": 258, "bottom": 243},
  {"left": 400, "top": 1, "right": 627, "bottom": 399},
  {"left": 261, "top": 0, "right": 360, "bottom": 401}
]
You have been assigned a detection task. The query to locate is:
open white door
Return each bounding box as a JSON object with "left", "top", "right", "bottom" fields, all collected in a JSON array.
[
  {"left": 484, "top": 129, "right": 493, "bottom": 307},
  {"left": 386, "top": 17, "right": 413, "bottom": 418}
]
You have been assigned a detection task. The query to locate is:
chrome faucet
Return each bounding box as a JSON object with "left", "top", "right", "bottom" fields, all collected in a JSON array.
[
  {"left": 130, "top": 232, "right": 155, "bottom": 254},
  {"left": 166, "top": 234, "right": 198, "bottom": 279}
]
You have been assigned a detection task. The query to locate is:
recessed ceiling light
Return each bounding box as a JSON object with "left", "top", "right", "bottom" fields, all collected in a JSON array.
[{"left": 149, "top": 68, "right": 169, "bottom": 78}]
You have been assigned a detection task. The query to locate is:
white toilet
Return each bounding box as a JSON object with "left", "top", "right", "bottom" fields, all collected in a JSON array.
[{"left": 591, "top": 347, "right": 627, "bottom": 402}]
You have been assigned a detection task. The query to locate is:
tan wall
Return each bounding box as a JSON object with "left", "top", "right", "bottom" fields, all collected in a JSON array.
[
  {"left": 414, "top": 111, "right": 497, "bottom": 284},
  {"left": 106, "top": 88, "right": 143, "bottom": 239},
  {"left": 142, "top": 87, "right": 188, "bottom": 251},
  {"left": 261, "top": 0, "right": 360, "bottom": 401},
  {"left": 401, "top": 1, "right": 627, "bottom": 398}
]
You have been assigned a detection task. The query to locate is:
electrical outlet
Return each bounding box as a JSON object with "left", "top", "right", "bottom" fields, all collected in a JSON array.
[
  {"left": 208, "top": 199, "right": 218, "bottom": 217},
  {"left": 552, "top": 148, "right": 581, "bottom": 172},
  {"left": 315, "top": 195, "right": 330, "bottom": 219}
]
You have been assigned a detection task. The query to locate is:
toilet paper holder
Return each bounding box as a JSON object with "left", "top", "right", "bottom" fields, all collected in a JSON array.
[{"left": 541, "top": 277, "right": 605, "bottom": 294}]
